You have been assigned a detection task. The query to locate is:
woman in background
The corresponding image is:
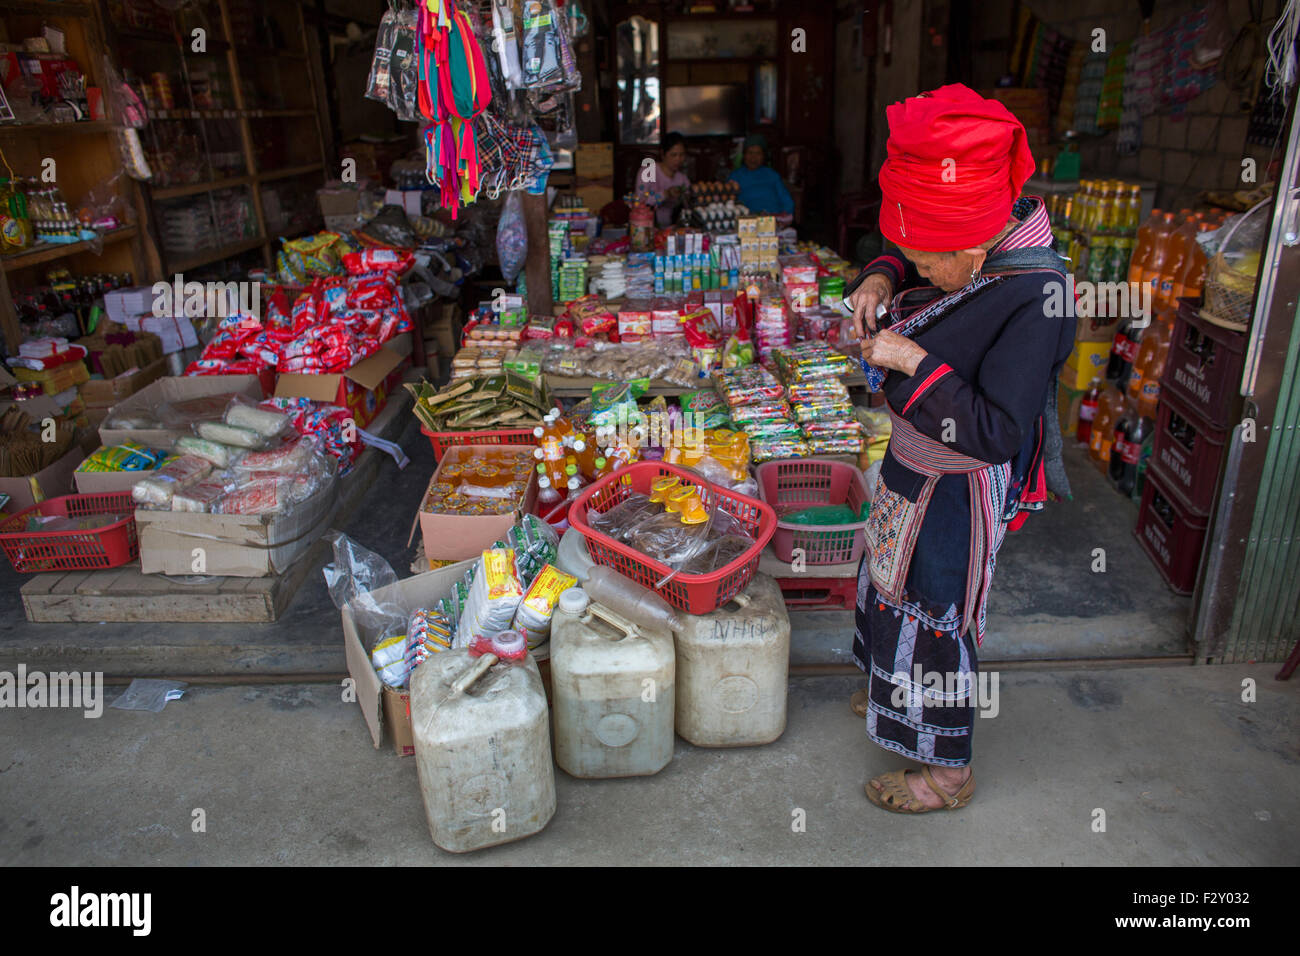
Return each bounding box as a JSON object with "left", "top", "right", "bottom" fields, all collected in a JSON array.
[
  {"left": 645, "top": 132, "right": 691, "bottom": 228},
  {"left": 728, "top": 134, "right": 794, "bottom": 218}
]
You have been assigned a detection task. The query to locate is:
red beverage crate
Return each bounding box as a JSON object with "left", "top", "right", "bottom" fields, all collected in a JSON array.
[
  {"left": 776, "top": 575, "right": 859, "bottom": 610},
  {"left": 1133, "top": 465, "right": 1209, "bottom": 595},
  {"left": 1151, "top": 388, "right": 1229, "bottom": 515},
  {"left": 1163, "top": 299, "right": 1246, "bottom": 430}
]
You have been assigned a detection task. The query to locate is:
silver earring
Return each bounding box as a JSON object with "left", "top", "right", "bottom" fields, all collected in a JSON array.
[{"left": 970, "top": 267, "right": 978, "bottom": 283}]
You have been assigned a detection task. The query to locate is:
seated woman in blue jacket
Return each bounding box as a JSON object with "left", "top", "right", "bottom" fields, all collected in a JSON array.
[{"left": 728, "top": 135, "right": 794, "bottom": 218}]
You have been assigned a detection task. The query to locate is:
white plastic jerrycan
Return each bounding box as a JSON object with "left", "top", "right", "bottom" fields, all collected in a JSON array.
[
  {"left": 551, "top": 588, "right": 676, "bottom": 778},
  {"left": 409, "top": 643, "right": 556, "bottom": 853},
  {"left": 673, "top": 572, "right": 790, "bottom": 747}
]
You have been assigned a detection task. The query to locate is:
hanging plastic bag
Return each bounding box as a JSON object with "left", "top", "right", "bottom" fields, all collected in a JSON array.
[
  {"left": 365, "top": 9, "right": 398, "bottom": 104},
  {"left": 388, "top": 8, "right": 421, "bottom": 122},
  {"left": 492, "top": 0, "right": 524, "bottom": 90},
  {"left": 520, "top": 0, "right": 565, "bottom": 89},
  {"left": 496, "top": 189, "right": 528, "bottom": 282}
]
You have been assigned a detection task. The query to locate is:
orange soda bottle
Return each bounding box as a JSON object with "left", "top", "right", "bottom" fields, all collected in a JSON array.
[
  {"left": 1088, "top": 384, "right": 1125, "bottom": 472},
  {"left": 1128, "top": 208, "right": 1163, "bottom": 285},
  {"left": 1140, "top": 212, "right": 1177, "bottom": 303}
]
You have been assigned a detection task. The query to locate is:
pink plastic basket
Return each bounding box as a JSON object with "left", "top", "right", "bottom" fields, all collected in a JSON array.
[
  {"left": 756, "top": 458, "right": 870, "bottom": 565},
  {"left": 569, "top": 461, "right": 777, "bottom": 614}
]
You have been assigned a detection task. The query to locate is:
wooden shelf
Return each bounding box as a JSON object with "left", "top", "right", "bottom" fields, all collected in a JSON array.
[
  {"left": 0, "top": 226, "right": 138, "bottom": 272},
  {"left": 147, "top": 108, "right": 314, "bottom": 121},
  {"left": 256, "top": 162, "right": 324, "bottom": 183},
  {"left": 236, "top": 45, "right": 308, "bottom": 61},
  {"left": 167, "top": 235, "right": 266, "bottom": 273},
  {"left": 0, "top": 121, "right": 115, "bottom": 137},
  {"left": 152, "top": 175, "right": 253, "bottom": 200},
  {"left": 2, "top": 1, "right": 94, "bottom": 16},
  {"left": 116, "top": 26, "right": 229, "bottom": 52}
]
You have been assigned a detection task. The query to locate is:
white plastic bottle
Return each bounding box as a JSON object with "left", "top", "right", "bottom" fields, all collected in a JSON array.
[
  {"left": 673, "top": 573, "right": 790, "bottom": 747},
  {"left": 409, "top": 647, "right": 556, "bottom": 853},
  {"left": 551, "top": 588, "right": 676, "bottom": 778}
]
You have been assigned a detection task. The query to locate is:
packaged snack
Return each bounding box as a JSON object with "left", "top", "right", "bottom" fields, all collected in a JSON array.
[
  {"left": 512, "top": 563, "right": 577, "bottom": 648},
  {"left": 171, "top": 480, "right": 231, "bottom": 513},
  {"left": 76, "top": 442, "right": 169, "bottom": 473},
  {"left": 224, "top": 399, "right": 291, "bottom": 439},
  {"left": 453, "top": 548, "right": 525, "bottom": 648},
  {"left": 371, "top": 634, "right": 410, "bottom": 688},
  {"left": 404, "top": 608, "right": 453, "bottom": 672},
  {"left": 196, "top": 421, "right": 266, "bottom": 449},
  {"left": 235, "top": 438, "right": 316, "bottom": 475},
  {"left": 131, "top": 455, "right": 213, "bottom": 507},
  {"left": 174, "top": 435, "right": 239, "bottom": 469},
  {"left": 215, "top": 478, "right": 289, "bottom": 515}
]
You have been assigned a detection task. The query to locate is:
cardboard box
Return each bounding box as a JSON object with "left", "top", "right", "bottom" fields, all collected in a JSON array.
[
  {"left": 1061, "top": 340, "right": 1111, "bottom": 390},
  {"left": 274, "top": 335, "right": 410, "bottom": 431},
  {"left": 317, "top": 187, "right": 360, "bottom": 224},
  {"left": 1075, "top": 313, "right": 1120, "bottom": 344},
  {"left": 575, "top": 142, "right": 614, "bottom": 180},
  {"left": 80, "top": 357, "right": 169, "bottom": 409},
  {"left": 73, "top": 469, "right": 149, "bottom": 496},
  {"left": 383, "top": 189, "right": 424, "bottom": 218},
  {"left": 0, "top": 440, "right": 89, "bottom": 514},
  {"left": 576, "top": 183, "right": 614, "bottom": 215},
  {"left": 410, "top": 445, "right": 538, "bottom": 563},
  {"left": 98, "top": 375, "right": 265, "bottom": 449},
  {"left": 421, "top": 302, "right": 461, "bottom": 360},
  {"left": 341, "top": 560, "right": 477, "bottom": 755},
  {"left": 1057, "top": 375, "right": 1087, "bottom": 440},
  {"left": 136, "top": 471, "right": 338, "bottom": 577}
]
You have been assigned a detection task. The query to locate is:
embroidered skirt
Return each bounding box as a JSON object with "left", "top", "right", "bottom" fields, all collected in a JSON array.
[{"left": 853, "top": 475, "right": 981, "bottom": 767}]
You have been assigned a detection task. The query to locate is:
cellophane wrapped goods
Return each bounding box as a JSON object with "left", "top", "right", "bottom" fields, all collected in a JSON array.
[
  {"left": 132, "top": 455, "right": 213, "bottom": 506},
  {"left": 712, "top": 364, "right": 809, "bottom": 463},
  {"left": 453, "top": 549, "right": 525, "bottom": 649}
]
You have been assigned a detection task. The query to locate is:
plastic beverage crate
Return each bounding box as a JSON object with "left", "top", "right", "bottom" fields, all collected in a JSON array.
[
  {"left": 1162, "top": 299, "right": 1246, "bottom": 430},
  {"left": 569, "top": 461, "right": 777, "bottom": 615},
  {"left": 1132, "top": 465, "right": 1209, "bottom": 595},
  {"left": 420, "top": 425, "right": 537, "bottom": 460},
  {"left": 1151, "top": 388, "right": 1228, "bottom": 515},
  {"left": 776, "top": 575, "right": 859, "bottom": 610},
  {"left": 0, "top": 492, "right": 138, "bottom": 573},
  {"left": 756, "top": 458, "right": 870, "bottom": 565}
]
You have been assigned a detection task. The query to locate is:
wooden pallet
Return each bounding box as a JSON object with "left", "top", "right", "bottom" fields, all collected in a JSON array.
[
  {"left": 20, "top": 538, "right": 326, "bottom": 623},
  {"left": 19, "top": 375, "right": 417, "bottom": 624}
]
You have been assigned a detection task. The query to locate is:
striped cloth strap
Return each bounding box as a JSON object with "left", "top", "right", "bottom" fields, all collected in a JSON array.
[{"left": 886, "top": 408, "right": 994, "bottom": 476}]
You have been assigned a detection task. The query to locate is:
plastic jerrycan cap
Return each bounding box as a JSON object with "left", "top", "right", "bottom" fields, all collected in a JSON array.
[{"left": 559, "top": 587, "right": 590, "bottom": 614}]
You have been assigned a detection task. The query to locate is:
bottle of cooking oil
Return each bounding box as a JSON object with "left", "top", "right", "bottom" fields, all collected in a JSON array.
[{"left": 0, "top": 174, "right": 33, "bottom": 254}]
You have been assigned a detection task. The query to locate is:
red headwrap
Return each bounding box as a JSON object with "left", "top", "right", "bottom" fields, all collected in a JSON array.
[{"left": 877, "top": 84, "right": 1036, "bottom": 253}]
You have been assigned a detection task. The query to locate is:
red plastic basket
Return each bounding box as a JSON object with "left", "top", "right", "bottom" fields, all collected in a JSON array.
[
  {"left": 0, "top": 492, "right": 138, "bottom": 573},
  {"left": 756, "top": 458, "right": 870, "bottom": 565},
  {"left": 569, "top": 461, "right": 777, "bottom": 614},
  {"left": 421, "top": 425, "right": 537, "bottom": 460}
]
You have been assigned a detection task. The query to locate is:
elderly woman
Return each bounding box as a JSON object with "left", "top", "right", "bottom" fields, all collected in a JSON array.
[
  {"left": 728, "top": 134, "right": 794, "bottom": 218},
  {"left": 845, "top": 84, "right": 1073, "bottom": 813}
]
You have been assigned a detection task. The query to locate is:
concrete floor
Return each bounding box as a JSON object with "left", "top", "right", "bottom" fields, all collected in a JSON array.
[
  {"left": 2, "top": 664, "right": 1295, "bottom": 865},
  {"left": 0, "top": 425, "right": 1193, "bottom": 678}
]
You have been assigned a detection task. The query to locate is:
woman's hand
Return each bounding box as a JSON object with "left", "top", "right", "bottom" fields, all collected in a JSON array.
[
  {"left": 848, "top": 273, "right": 894, "bottom": 339},
  {"left": 861, "top": 329, "right": 928, "bottom": 376}
]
